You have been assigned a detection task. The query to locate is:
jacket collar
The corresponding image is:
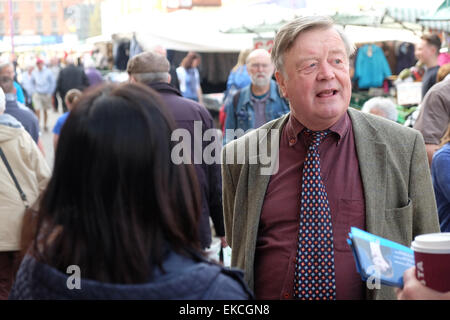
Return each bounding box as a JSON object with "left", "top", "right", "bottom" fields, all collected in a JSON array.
[
  {"left": 0, "top": 113, "right": 23, "bottom": 128},
  {"left": 240, "top": 79, "right": 280, "bottom": 106},
  {"left": 5, "top": 93, "right": 17, "bottom": 103},
  {"left": 147, "top": 82, "right": 182, "bottom": 97},
  {"left": 285, "top": 112, "right": 351, "bottom": 147},
  {"left": 260, "top": 108, "right": 387, "bottom": 236}
]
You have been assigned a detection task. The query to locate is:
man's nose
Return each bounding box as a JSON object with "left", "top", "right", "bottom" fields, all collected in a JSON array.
[
  {"left": 317, "top": 62, "right": 335, "bottom": 81},
  {"left": 255, "top": 64, "right": 265, "bottom": 71}
]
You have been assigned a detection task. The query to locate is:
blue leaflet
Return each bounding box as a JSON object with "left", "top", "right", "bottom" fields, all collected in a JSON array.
[{"left": 347, "top": 227, "right": 415, "bottom": 288}]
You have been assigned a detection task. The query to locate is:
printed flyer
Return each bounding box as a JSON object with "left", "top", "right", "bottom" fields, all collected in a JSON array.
[{"left": 347, "top": 227, "right": 415, "bottom": 287}]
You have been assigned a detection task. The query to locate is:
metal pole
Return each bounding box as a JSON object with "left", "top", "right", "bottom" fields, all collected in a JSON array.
[{"left": 9, "top": 0, "right": 15, "bottom": 55}]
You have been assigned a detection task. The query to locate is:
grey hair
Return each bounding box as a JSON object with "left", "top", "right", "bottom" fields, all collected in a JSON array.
[
  {"left": 245, "top": 48, "right": 271, "bottom": 64},
  {"left": 132, "top": 72, "right": 170, "bottom": 84},
  {"left": 362, "top": 97, "right": 398, "bottom": 122},
  {"left": 271, "top": 15, "right": 355, "bottom": 76}
]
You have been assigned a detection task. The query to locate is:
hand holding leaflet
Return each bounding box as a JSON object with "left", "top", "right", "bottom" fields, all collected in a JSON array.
[{"left": 347, "top": 227, "right": 415, "bottom": 288}]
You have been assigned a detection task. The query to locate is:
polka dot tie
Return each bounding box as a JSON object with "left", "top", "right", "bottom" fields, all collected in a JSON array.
[{"left": 294, "top": 129, "right": 336, "bottom": 300}]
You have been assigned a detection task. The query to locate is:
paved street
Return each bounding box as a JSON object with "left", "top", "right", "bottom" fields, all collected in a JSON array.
[{"left": 40, "top": 107, "right": 62, "bottom": 170}]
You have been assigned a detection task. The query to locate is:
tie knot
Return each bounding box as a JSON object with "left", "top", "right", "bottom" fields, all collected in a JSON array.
[{"left": 305, "top": 129, "right": 330, "bottom": 147}]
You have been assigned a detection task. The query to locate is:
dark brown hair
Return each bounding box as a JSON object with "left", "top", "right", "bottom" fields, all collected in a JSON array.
[
  {"left": 24, "top": 83, "right": 202, "bottom": 284},
  {"left": 421, "top": 34, "right": 442, "bottom": 54}
]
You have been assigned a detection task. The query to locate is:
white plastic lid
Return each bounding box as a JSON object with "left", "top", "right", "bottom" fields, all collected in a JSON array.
[{"left": 411, "top": 233, "right": 450, "bottom": 254}]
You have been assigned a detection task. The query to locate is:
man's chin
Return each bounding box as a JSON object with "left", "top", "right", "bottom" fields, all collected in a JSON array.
[{"left": 315, "top": 105, "right": 347, "bottom": 122}]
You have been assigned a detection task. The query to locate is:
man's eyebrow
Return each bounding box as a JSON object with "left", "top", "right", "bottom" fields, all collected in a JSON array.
[
  {"left": 295, "top": 57, "right": 318, "bottom": 67},
  {"left": 329, "top": 49, "right": 346, "bottom": 55}
]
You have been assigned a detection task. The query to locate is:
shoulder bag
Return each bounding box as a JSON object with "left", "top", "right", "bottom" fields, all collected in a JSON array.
[{"left": 0, "top": 147, "right": 29, "bottom": 209}]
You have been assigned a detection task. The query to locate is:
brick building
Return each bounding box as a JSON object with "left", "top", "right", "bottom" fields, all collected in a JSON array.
[{"left": 0, "top": 0, "right": 102, "bottom": 44}]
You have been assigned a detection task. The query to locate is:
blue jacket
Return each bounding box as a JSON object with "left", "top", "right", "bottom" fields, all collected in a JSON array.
[
  {"left": 14, "top": 81, "right": 25, "bottom": 104},
  {"left": 223, "top": 66, "right": 252, "bottom": 106},
  {"left": 223, "top": 80, "right": 289, "bottom": 144},
  {"left": 354, "top": 44, "right": 391, "bottom": 89},
  {"left": 431, "top": 143, "right": 450, "bottom": 232},
  {"left": 225, "top": 66, "right": 251, "bottom": 94},
  {"left": 9, "top": 251, "right": 253, "bottom": 300}
]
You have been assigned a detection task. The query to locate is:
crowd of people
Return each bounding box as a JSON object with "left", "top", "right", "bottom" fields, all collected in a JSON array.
[{"left": 0, "top": 15, "right": 449, "bottom": 301}]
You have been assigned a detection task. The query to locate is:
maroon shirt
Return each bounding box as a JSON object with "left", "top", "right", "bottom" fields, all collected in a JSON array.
[{"left": 254, "top": 112, "right": 366, "bottom": 300}]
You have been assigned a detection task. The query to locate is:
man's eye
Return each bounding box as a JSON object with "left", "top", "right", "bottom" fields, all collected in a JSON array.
[{"left": 335, "top": 59, "right": 342, "bottom": 64}]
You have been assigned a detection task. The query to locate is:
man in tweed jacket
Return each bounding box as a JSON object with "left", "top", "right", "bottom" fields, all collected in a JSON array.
[{"left": 221, "top": 16, "right": 439, "bottom": 300}]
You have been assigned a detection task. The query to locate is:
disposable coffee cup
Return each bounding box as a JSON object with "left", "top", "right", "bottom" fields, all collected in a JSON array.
[{"left": 411, "top": 233, "right": 450, "bottom": 292}]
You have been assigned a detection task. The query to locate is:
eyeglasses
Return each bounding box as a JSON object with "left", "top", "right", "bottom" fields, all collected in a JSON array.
[{"left": 249, "top": 63, "right": 271, "bottom": 70}]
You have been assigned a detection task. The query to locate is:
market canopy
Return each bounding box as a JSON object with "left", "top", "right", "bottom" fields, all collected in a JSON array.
[
  {"left": 339, "top": 25, "right": 421, "bottom": 44},
  {"left": 220, "top": 3, "right": 450, "bottom": 36},
  {"left": 386, "top": 5, "right": 450, "bottom": 32},
  {"left": 106, "top": 10, "right": 254, "bottom": 52},
  {"left": 418, "top": 0, "right": 450, "bottom": 21},
  {"left": 105, "top": 3, "right": 449, "bottom": 53}
]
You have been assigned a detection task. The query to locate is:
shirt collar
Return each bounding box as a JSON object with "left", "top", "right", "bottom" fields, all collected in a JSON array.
[
  {"left": 285, "top": 111, "right": 351, "bottom": 147},
  {"left": 5, "top": 93, "right": 17, "bottom": 102},
  {"left": 250, "top": 90, "right": 270, "bottom": 104}
]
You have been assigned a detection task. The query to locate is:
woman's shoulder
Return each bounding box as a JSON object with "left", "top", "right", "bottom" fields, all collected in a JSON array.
[
  {"left": 163, "top": 250, "right": 253, "bottom": 299},
  {"left": 145, "top": 250, "right": 253, "bottom": 300},
  {"left": 203, "top": 265, "right": 253, "bottom": 300}
]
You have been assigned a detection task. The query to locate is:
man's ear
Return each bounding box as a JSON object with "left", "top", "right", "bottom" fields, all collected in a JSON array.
[
  {"left": 275, "top": 70, "right": 288, "bottom": 99},
  {"left": 129, "top": 74, "right": 136, "bottom": 83},
  {"left": 167, "top": 73, "right": 171, "bottom": 84}
]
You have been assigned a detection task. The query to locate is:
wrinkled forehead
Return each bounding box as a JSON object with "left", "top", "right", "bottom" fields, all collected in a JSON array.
[{"left": 290, "top": 26, "right": 352, "bottom": 60}]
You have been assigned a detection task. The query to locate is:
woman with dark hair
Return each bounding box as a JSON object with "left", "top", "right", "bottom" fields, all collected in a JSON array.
[
  {"left": 176, "top": 52, "right": 204, "bottom": 105},
  {"left": 9, "top": 83, "right": 252, "bottom": 300}
]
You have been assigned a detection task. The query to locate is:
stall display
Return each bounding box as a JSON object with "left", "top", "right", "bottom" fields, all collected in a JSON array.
[{"left": 354, "top": 44, "right": 392, "bottom": 89}]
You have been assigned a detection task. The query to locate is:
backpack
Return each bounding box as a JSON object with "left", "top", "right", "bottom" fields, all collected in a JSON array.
[{"left": 219, "top": 90, "right": 241, "bottom": 132}]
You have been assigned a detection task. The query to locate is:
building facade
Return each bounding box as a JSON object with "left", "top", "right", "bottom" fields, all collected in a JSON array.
[{"left": 0, "top": 0, "right": 102, "bottom": 45}]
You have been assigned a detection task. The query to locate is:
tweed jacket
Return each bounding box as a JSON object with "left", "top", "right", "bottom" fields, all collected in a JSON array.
[{"left": 221, "top": 108, "right": 440, "bottom": 300}]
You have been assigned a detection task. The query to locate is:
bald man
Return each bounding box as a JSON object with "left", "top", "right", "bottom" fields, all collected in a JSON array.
[{"left": 223, "top": 49, "right": 289, "bottom": 145}]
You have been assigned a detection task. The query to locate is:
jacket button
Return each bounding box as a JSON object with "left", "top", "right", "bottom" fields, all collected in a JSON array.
[
  {"left": 284, "top": 293, "right": 290, "bottom": 299},
  {"left": 289, "top": 137, "right": 296, "bottom": 144}
]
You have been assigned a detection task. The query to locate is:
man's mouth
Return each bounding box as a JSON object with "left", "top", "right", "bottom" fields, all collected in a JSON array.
[{"left": 316, "top": 89, "right": 338, "bottom": 98}]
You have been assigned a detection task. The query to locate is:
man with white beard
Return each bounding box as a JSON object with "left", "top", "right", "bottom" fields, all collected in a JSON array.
[{"left": 223, "top": 49, "right": 289, "bottom": 145}]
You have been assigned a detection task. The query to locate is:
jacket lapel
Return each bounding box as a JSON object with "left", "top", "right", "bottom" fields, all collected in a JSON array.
[
  {"left": 243, "top": 114, "right": 288, "bottom": 289},
  {"left": 348, "top": 109, "right": 388, "bottom": 300},
  {"left": 348, "top": 109, "right": 387, "bottom": 237}
]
